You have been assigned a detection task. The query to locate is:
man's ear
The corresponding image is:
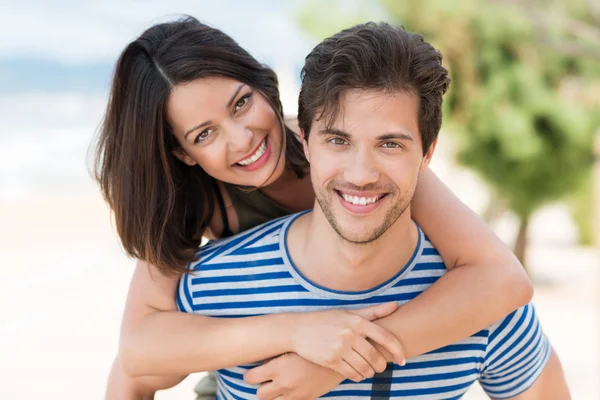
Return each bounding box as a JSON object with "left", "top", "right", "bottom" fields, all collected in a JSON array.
[
  {"left": 420, "top": 137, "right": 438, "bottom": 171},
  {"left": 300, "top": 129, "right": 310, "bottom": 163},
  {"left": 172, "top": 149, "right": 197, "bottom": 166},
  {"left": 285, "top": 117, "right": 310, "bottom": 163}
]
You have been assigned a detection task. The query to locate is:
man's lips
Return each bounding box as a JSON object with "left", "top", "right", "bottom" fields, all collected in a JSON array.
[
  {"left": 335, "top": 189, "right": 388, "bottom": 206},
  {"left": 336, "top": 189, "right": 387, "bottom": 197}
]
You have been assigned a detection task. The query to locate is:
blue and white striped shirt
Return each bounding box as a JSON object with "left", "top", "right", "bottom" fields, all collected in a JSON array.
[{"left": 178, "top": 212, "right": 551, "bottom": 399}]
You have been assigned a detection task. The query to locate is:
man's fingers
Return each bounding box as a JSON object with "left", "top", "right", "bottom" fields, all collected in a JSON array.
[
  {"left": 349, "top": 302, "right": 398, "bottom": 321},
  {"left": 256, "top": 381, "right": 282, "bottom": 400},
  {"left": 362, "top": 321, "right": 406, "bottom": 365},
  {"left": 244, "top": 362, "right": 273, "bottom": 385},
  {"left": 353, "top": 336, "right": 387, "bottom": 373}
]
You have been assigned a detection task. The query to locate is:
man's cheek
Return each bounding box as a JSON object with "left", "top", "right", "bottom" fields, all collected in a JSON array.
[{"left": 316, "top": 159, "right": 342, "bottom": 180}]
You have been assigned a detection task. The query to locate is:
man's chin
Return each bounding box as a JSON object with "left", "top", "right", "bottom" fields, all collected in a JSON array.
[
  {"left": 340, "top": 235, "right": 378, "bottom": 245},
  {"left": 330, "top": 222, "right": 385, "bottom": 245}
]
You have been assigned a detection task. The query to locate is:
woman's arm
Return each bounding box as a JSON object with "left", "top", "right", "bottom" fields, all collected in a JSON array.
[
  {"left": 105, "top": 356, "right": 186, "bottom": 400},
  {"left": 385, "top": 167, "right": 533, "bottom": 358},
  {"left": 118, "top": 260, "right": 294, "bottom": 377},
  {"left": 118, "top": 260, "right": 403, "bottom": 379}
]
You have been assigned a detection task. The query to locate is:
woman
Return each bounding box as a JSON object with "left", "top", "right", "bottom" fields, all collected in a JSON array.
[{"left": 95, "top": 17, "right": 532, "bottom": 399}]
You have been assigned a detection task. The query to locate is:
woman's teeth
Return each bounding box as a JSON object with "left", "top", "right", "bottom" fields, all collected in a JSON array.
[
  {"left": 237, "top": 139, "right": 267, "bottom": 166},
  {"left": 341, "top": 193, "right": 380, "bottom": 206}
]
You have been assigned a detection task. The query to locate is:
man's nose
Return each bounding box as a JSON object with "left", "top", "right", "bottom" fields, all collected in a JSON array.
[{"left": 343, "top": 148, "right": 379, "bottom": 187}]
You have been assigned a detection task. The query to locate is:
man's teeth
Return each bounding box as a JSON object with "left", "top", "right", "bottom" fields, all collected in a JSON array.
[
  {"left": 341, "top": 193, "right": 380, "bottom": 205},
  {"left": 237, "top": 139, "right": 267, "bottom": 166}
]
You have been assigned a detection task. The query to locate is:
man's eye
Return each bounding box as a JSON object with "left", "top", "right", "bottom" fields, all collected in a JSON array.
[
  {"left": 194, "top": 128, "right": 214, "bottom": 144},
  {"left": 234, "top": 94, "right": 252, "bottom": 111},
  {"left": 329, "top": 137, "right": 348, "bottom": 146},
  {"left": 381, "top": 142, "right": 401, "bottom": 149}
]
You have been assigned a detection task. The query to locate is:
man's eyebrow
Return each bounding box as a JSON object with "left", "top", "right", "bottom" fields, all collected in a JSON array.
[
  {"left": 318, "top": 128, "right": 352, "bottom": 139},
  {"left": 318, "top": 128, "right": 415, "bottom": 142},
  {"left": 183, "top": 84, "right": 247, "bottom": 140},
  {"left": 376, "top": 132, "right": 414, "bottom": 142}
]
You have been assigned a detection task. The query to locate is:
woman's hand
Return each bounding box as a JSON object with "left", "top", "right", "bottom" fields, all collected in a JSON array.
[{"left": 290, "top": 302, "right": 404, "bottom": 382}]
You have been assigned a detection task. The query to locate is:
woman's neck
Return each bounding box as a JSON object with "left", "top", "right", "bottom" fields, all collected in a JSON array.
[{"left": 260, "top": 167, "right": 314, "bottom": 212}]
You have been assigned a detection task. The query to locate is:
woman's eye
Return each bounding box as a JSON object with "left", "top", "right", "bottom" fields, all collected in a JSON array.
[
  {"left": 329, "top": 137, "right": 348, "bottom": 146},
  {"left": 194, "top": 128, "right": 214, "bottom": 144},
  {"left": 234, "top": 94, "right": 252, "bottom": 111}
]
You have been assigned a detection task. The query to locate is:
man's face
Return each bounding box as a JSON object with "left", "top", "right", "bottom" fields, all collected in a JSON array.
[{"left": 304, "top": 89, "right": 436, "bottom": 244}]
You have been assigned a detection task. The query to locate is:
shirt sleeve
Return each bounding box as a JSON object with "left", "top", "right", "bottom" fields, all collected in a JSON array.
[
  {"left": 478, "top": 303, "right": 552, "bottom": 398},
  {"left": 176, "top": 269, "right": 195, "bottom": 313}
]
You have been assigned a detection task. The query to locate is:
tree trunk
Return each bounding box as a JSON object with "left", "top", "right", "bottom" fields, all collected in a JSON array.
[
  {"left": 514, "top": 216, "right": 530, "bottom": 274},
  {"left": 482, "top": 197, "right": 506, "bottom": 224}
]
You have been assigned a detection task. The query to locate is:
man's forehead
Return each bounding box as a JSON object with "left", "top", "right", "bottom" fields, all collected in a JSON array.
[
  {"left": 313, "top": 89, "right": 420, "bottom": 140},
  {"left": 340, "top": 88, "right": 418, "bottom": 106}
]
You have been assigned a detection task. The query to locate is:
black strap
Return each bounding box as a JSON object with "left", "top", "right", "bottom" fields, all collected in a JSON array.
[{"left": 213, "top": 181, "right": 234, "bottom": 237}]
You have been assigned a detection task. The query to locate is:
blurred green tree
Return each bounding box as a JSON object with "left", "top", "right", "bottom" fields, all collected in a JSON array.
[{"left": 297, "top": 0, "right": 600, "bottom": 270}]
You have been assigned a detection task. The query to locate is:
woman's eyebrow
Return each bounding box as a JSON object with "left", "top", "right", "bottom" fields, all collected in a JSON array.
[
  {"left": 184, "top": 120, "right": 211, "bottom": 140},
  {"left": 226, "top": 84, "right": 246, "bottom": 108},
  {"left": 184, "top": 84, "right": 247, "bottom": 139}
]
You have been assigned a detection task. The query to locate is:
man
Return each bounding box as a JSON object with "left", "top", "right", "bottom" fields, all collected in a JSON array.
[{"left": 177, "top": 22, "right": 569, "bottom": 399}]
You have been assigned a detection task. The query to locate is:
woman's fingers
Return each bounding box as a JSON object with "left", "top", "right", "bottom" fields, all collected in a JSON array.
[
  {"left": 360, "top": 320, "right": 406, "bottom": 365},
  {"left": 331, "top": 359, "right": 363, "bottom": 383},
  {"left": 343, "top": 348, "right": 375, "bottom": 380},
  {"left": 353, "top": 336, "right": 387, "bottom": 373},
  {"left": 256, "top": 381, "right": 283, "bottom": 400}
]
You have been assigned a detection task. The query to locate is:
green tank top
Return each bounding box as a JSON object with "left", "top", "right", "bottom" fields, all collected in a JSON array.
[{"left": 222, "top": 182, "right": 293, "bottom": 234}]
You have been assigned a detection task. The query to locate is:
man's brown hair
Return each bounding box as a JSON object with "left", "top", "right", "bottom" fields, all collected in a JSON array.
[{"left": 298, "top": 22, "right": 450, "bottom": 154}]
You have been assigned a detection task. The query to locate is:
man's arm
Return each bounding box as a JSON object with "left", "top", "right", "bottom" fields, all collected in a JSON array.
[
  {"left": 478, "top": 304, "right": 569, "bottom": 399},
  {"left": 509, "top": 350, "right": 570, "bottom": 400}
]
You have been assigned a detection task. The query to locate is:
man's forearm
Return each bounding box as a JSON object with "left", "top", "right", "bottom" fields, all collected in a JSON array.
[{"left": 511, "top": 350, "right": 570, "bottom": 399}]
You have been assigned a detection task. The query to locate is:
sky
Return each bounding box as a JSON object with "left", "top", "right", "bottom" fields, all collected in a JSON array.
[
  {"left": 0, "top": 0, "right": 317, "bottom": 93},
  {"left": 0, "top": 0, "right": 320, "bottom": 199}
]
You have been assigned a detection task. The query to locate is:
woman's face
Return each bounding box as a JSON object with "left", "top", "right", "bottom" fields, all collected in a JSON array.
[{"left": 167, "top": 76, "right": 285, "bottom": 187}]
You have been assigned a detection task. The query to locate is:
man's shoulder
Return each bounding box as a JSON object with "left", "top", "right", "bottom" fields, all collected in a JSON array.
[
  {"left": 395, "top": 224, "right": 448, "bottom": 288},
  {"left": 191, "top": 212, "right": 300, "bottom": 269},
  {"left": 487, "top": 302, "right": 541, "bottom": 345},
  {"left": 413, "top": 223, "right": 445, "bottom": 264},
  {"left": 479, "top": 302, "right": 551, "bottom": 397}
]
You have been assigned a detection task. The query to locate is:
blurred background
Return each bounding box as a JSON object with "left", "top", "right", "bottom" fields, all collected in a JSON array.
[{"left": 0, "top": 0, "right": 598, "bottom": 399}]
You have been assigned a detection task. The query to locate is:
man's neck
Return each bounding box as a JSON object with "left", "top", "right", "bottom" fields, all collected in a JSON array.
[{"left": 287, "top": 206, "right": 419, "bottom": 292}]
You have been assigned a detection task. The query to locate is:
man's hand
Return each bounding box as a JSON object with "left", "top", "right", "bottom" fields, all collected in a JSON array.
[
  {"left": 244, "top": 353, "right": 343, "bottom": 400},
  {"left": 290, "top": 302, "right": 405, "bottom": 382}
]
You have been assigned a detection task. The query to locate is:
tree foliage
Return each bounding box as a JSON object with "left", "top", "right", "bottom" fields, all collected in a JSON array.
[{"left": 297, "top": 0, "right": 600, "bottom": 265}]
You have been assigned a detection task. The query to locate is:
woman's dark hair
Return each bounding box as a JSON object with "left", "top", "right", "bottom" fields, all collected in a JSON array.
[
  {"left": 93, "top": 16, "right": 308, "bottom": 275},
  {"left": 298, "top": 22, "right": 450, "bottom": 154}
]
